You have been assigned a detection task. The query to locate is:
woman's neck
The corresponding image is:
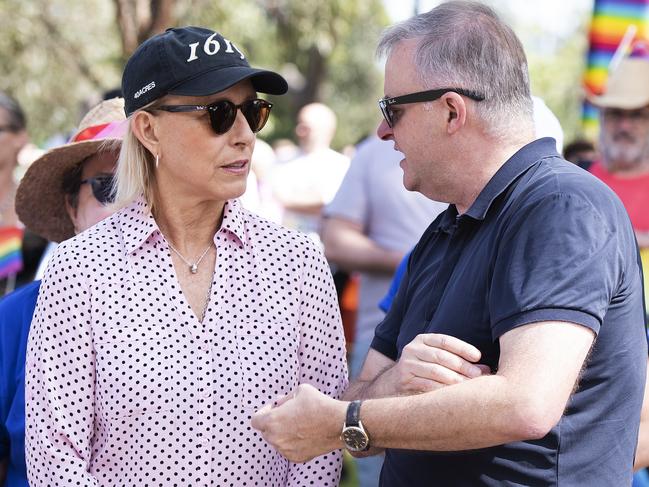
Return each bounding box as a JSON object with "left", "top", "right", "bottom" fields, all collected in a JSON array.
[{"left": 153, "top": 193, "right": 225, "bottom": 254}]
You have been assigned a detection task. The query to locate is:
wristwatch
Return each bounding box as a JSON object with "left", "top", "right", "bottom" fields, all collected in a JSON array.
[{"left": 340, "top": 400, "right": 370, "bottom": 452}]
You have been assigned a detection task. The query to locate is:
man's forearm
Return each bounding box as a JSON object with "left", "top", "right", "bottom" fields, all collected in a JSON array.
[
  {"left": 322, "top": 221, "right": 404, "bottom": 274},
  {"left": 635, "top": 231, "right": 649, "bottom": 249},
  {"left": 634, "top": 360, "right": 649, "bottom": 470},
  {"left": 360, "top": 374, "right": 546, "bottom": 452},
  {"left": 343, "top": 366, "right": 399, "bottom": 401}
]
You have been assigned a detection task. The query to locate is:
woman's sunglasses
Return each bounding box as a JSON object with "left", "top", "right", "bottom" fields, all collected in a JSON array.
[
  {"left": 152, "top": 98, "right": 273, "bottom": 135},
  {"left": 80, "top": 175, "right": 114, "bottom": 205}
]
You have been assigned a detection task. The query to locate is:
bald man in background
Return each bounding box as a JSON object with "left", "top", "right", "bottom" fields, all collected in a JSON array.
[{"left": 270, "top": 103, "right": 350, "bottom": 244}]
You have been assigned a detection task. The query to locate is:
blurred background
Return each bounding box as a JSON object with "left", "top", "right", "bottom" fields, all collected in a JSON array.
[{"left": 0, "top": 0, "right": 593, "bottom": 151}]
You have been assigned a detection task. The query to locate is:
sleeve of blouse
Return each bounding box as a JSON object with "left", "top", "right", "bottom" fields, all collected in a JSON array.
[
  {"left": 25, "top": 242, "right": 98, "bottom": 486},
  {"left": 287, "top": 236, "right": 348, "bottom": 486}
]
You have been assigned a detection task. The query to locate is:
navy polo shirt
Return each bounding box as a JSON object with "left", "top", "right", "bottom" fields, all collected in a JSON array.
[{"left": 371, "top": 138, "right": 647, "bottom": 486}]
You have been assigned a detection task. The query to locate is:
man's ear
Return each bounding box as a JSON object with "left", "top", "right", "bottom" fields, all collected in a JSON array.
[
  {"left": 442, "top": 93, "right": 467, "bottom": 135},
  {"left": 11, "top": 130, "right": 29, "bottom": 163},
  {"left": 130, "top": 111, "right": 161, "bottom": 155}
]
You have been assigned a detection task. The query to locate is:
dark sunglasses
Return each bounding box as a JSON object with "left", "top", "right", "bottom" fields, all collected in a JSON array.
[
  {"left": 152, "top": 98, "right": 273, "bottom": 135},
  {"left": 80, "top": 175, "right": 115, "bottom": 205},
  {"left": 378, "top": 88, "right": 485, "bottom": 127}
]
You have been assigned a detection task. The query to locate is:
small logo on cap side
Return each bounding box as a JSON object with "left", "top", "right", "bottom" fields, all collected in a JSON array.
[{"left": 134, "top": 81, "right": 156, "bottom": 99}]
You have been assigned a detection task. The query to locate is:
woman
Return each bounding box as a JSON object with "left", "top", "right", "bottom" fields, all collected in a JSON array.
[{"left": 25, "top": 27, "right": 348, "bottom": 486}]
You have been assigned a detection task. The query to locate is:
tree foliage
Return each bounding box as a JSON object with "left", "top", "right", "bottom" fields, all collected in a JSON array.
[{"left": 0, "top": 0, "right": 389, "bottom": 149}]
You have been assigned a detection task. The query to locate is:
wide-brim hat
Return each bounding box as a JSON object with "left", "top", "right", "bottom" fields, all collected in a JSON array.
[
  {"left": 16, "top": 98, "right": 126, "bottom": 243},
  {"left": 588, "top": 57, "right": 649, "bottom": 109},
  {"left": 122, "top": 27, "right": 288, "bottom": 115}
]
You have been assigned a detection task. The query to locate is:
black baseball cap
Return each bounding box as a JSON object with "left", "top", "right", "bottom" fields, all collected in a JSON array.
[{"left": 122, "top": 26, "right": 288, "bottom": 116}]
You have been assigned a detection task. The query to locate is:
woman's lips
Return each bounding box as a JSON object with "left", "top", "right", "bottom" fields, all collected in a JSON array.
[{"left": 221, "top": 159, "right": 249, "bottom": 174}]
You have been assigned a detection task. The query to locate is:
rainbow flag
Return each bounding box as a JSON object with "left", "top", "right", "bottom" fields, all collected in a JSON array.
[
  {"left": 583, "top": 0, "right": 649, "bottom": 135},
  {"left": 0, "top": 226, "right": 23, "bottom": 279}
]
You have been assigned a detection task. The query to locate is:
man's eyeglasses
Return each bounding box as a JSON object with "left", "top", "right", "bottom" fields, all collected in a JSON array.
[
  {"left": 80, "top": 175, "right": 114, "bottom": 205},
  {"left": 151, "top": 98, "right": 273, "bottom": 135},
  {"left": 378, "top": 88, "right": 486, "bottom": 128},
  {"left": 602, "top": 108, "right": 649, "bottom": 124}
]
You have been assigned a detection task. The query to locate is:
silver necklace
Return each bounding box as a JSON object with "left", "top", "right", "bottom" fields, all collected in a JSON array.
[
  {"left": 167, "top": 241, "right": 213, "bottom": 274},
  {"left": 199, "top": 278, "right": 214, "bottom": 323}
]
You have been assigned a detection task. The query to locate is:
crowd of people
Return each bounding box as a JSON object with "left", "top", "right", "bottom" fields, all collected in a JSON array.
[{"left": 1, "top": 1, "right": 649, "bottom": 486}]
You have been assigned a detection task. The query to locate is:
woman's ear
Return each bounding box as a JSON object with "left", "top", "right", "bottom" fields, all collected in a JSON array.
[
  {"left": 442, "top": 93, "right": 467, "bottom": 135},
  {"left": 131, "top": 111, "right": 160, "bottom": 155},
  {"left": 64, "top": 195, "right": 79, "bottom": 235}
]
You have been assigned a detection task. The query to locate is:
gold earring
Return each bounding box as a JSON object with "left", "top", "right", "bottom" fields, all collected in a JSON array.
[{"left": 155, "top": 154, "right": 159, "bottom": 169}]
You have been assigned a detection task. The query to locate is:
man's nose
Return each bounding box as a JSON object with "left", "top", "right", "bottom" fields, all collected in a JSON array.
[{"left": 377, "top": 119, "right": 394, "bottom": 141}]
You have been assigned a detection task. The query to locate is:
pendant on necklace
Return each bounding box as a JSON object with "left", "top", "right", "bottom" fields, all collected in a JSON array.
[{"left": 190, "top": 264, "right": 198, "bottom": 274}]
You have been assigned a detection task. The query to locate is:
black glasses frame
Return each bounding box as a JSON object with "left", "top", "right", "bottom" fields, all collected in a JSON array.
[
  {"left": 152, "top": 98, "right": 273, "bottom": 135},
  {"left": 80, "top": 175, "right": 115, "bottom": 205},
  {"left": 378, "top": 88, "right": 486, "bottom": 127}
]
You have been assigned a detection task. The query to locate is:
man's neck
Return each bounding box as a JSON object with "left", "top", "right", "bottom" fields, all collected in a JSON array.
[
  {"left": 300, "top": 141, "right": 330, "bottom": 155},
  {"left": 604, "top": 159, "right": 649, "bottom": 178},
  {"left": 0, "top": 163, "right": 16, "bottom": 196},
  {"left": 453, "top": 137, "right": 532, "bottom": 214}
]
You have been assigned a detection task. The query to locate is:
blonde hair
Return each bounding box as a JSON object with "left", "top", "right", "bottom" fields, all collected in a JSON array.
[{"left": 110, "top": 117, "right": 157, "bottom": 212}]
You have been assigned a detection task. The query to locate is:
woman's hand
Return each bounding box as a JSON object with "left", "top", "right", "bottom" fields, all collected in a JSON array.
[{"left": 251, "top": 384, "right": 347, "bottom": 463}]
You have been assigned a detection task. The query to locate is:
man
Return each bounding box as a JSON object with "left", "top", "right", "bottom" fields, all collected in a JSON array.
[
  {"left": 251, "top": 2, "right": 647, "bottom": 486},
  {"left": 321, "top": 135, "right": 447, "bottom": 486},
  {"left": 587, "top": 46, "right": 649, "bottom": 483},
  {"left": 564, "top": 139, "right": 597, "bottom": 170},
  {"left": 270, "top": 103, "right": 349, "bottom": 243},
  {"left": 0, "top": 98, "right": 124, "bottom": 487},
  {"left": 588, "top": 48, "right": 649, "bottom": 313}
]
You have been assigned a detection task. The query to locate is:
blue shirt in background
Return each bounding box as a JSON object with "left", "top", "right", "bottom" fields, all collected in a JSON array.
[
  {"left": 0, "top": 280, "right": 40, "bottom": 487},
  {"left": 379, "top": 251, "right": 410, "bottom": 314}
]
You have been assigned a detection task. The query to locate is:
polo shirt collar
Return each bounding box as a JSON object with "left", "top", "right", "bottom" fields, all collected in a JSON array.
[
  {"left": 219, "top": 198, "right": 247, "bottom": 247},
  {"left": 120, "top": 196, "right": 158, "bottom": 255},
  {"left": 120, "top": 196, "right": 247, "bottom": 255},
  {"left": 463, "top": 137, "right": 559, "bottom": 221}
]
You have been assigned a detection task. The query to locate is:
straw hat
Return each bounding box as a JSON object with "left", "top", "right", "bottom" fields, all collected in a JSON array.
[
  {"left": 16, "top": 98, "right": 126, "bottom": 243},
  {"left": 588, "top": 56, "right": 649, "bottom": 110}
]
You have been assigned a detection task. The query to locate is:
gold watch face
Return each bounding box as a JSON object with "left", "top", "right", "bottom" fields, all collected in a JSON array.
[{"left": 341, "top": 426, "right": 369, "bottom": 452}]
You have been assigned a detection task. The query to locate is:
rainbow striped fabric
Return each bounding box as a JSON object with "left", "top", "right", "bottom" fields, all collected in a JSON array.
[
  {"left": 0, "top": 226, "right": 23, "bottom": 280},
  {"left": 584, "top": 0, "right": 649, "bottom": 133}
]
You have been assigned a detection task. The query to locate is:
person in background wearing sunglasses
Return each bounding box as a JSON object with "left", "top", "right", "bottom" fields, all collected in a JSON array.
[
  {"left": 252, "top": 2, "right": 646, "bottom": 486},
  {"left": 24, "top": 27, "right": 347, "bottom": 487},
  {"left": 0, "top": 97, "right": 125, "bottom": 487}
]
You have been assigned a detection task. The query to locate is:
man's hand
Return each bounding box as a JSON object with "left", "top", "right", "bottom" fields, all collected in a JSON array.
[
  {"left": 636, "top": 230, "right": 649, "bottom": 248},
  {"left": 251, "top": 384, "right": 347, "bottom": 463},
  {"left": 377, "top": 333, "right": 491, "bottom": 396}
]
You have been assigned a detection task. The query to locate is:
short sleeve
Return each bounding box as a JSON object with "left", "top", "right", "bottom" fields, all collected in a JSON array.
[
  {"left": 323, "top": 152, "right": 369, "bottom": 225},
  {"left": 490, "top": 192, "right": 623, "bottom": 340}
]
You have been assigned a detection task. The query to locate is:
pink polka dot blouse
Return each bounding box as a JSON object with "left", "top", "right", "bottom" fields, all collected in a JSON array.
[{"left": 25, "top": 197, "right": 348, "bottom": 486}]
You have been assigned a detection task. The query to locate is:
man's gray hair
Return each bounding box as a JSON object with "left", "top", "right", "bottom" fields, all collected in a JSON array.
[{"left": 377, "top": 1, "right": 533, "bottom": 138}]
